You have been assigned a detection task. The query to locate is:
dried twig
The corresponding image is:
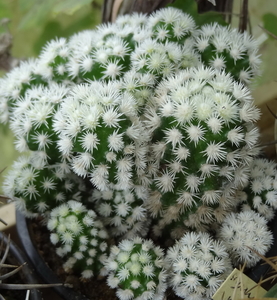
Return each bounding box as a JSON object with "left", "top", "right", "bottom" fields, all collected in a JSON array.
[
  {"left": 259, "top": 25, "right": 277, "bottom": 40},
  {"left": 0, "top": 283, "right": 64, "bottom": 290},
  {"left": 0, "top": 263, "right": 26, "bottom": 280}
]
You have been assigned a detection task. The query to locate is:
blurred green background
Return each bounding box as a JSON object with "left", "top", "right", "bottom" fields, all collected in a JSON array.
[
  {"left": 0, "top": 0, "right": 103, "bottom": 59},
  {"left": 0, "top": 0, "right": 276, "bottom": 194}
]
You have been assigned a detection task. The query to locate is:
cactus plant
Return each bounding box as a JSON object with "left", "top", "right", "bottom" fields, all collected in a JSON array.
[
  {"left": 53, "top": 80, "right": 149, "bottom": 191},
  {"left": 0, "top": 6, "right": 274, "bottom": 300},
  {"left": 2, "top": 152, "right": 86, "bottom": 217},
  {"left": 237, "top": 157, "right": 277, "bottom": 221},
  {"left": 143, "top": 66, "right": 261, "bottom": 240},
  {"left": 9, "top": 82, "right": 71, "bottom": 161},
  {"left": 217, "top": 210, "right": 273, "bottom": 267},
  {"left": 166, "top": 231, "right": 232, "bottom": 300},
  {"left": 192, "top": 23, "right": 261, "bottom": 84},
  {"left": 47, "top": 200, "right": 110, "bottom": 279},
  {"left": 105, "top": 236, "right": 167, "bottom": 300}
]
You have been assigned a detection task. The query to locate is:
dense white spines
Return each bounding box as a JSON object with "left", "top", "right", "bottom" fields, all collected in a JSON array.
[
  {"left": 47, "top": 200, "right": 109, "bottom": 278},
  {"left": 148, "top": 7, "right": 196, "bottom": 43},
  {"left": 67, "top": 25, "right": 136, "bottom": 82},
  {"left": 144, "top": 66, "right": 260, "bottom": 238},
  {"left": 2, "top": 153, "right": 83, "bottom": 216},
  {"left": 36, "top": 37, "right": 71, "bottom": 81},
  {"left": 237, "top": 158, "right": 277, "bottom": 220},
  {"left": 218, "top": 210, "right": 273, "bottom": 267},
  {"left": 166, "top": 231, "right": 232, "bottom": 300},
  {"left": 193, "top": 23, "right": 261, "bottom": 83},
  {"left": 0, "top": 59, "right": 45, "bottom": 123},
  {"left": 9, "top": 83, "right": 70, "bottom": 162},
  {"left": 54, "top": 82, "right": 148, "bottom": 191},
  {"left": 91, "top": 188, "right": 149, "bottom": 239},
  {"left": 0, "top": 7, "right": 270, "bottom": 298},
  {"left": 106, "top": 237, "right": 168, "bottom": 300},
  {"left": 130, "top": 38, "right": 199, "bottom": 82}
]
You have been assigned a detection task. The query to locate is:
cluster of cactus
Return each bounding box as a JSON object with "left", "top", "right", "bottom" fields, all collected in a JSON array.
[{"left": 1, "top": 6, "right": 277, "bottom": 300}]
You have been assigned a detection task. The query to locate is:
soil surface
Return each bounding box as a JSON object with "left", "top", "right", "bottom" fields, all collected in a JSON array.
[{"left": 29, "top": 217, "right": 181, "bottom": 300}]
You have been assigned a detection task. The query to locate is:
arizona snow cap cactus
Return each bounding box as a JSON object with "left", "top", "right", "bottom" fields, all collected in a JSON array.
[
  {"left": 47, "top": 200, "right": 110, "bottom": 279},
  {"left": 144, "top": 65, "right": 261, "bottom": 239},
  {"left": 91, "top": 187, "right": 149, "bottom": 239},
  {"left": 148, "top": 6, "right": 196, "bottom": 44},
  {"left": 218, "top": 210, "right": 273, "bottom": 267},
  {"left": 66, "top": 15, "right": 147, "bottom": 82},
  {"left": 9, "top": 82, "right": 71, "bottom": 160},
  {"left": 129, "top": 8, "right": 200, "bottom": 86},
  {"left": 106, "top": 236, "right": 167, "bottom": 300},
  {"left": 53, "top": 80, "right": 148, "bottom": 191},
  {"left": 193, "top": 23, "right": 261, "bottom": 84},
  {"left": 2, "top": 153, "right": 85, "bottom": 217},
  {"left": 237, "top": 157, "right": 277, "bottom": 221},
  {"left": 0, "top": 59, "right": 47, "bottom": 124},
  {"left": 36, "top": 37, "right": 71, "bottom": 82},
  {"left": 166, "top": 231, "right": 232, "bottom": 300}
]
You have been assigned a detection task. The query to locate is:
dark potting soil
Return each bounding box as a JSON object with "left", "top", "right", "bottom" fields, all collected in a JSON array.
[{"left": 29, "top": 217, "right": 182, "bottom": 300}]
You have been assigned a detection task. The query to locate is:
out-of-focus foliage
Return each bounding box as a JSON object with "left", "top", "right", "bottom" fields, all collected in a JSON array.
[
  {"left": 0, "top": 0, "right": 103, "bottom": 58},
  {"left": 263, "top": 13, "right": 277, "bottom": 38},
  {"left": 18, "top": 0, "right": 93, "bottom": 28},
  {"left": 17, "top": 0, "right": 102, "bottom": 54}
]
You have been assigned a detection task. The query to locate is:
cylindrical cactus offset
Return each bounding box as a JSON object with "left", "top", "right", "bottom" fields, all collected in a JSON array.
[
  {"left": 237, "top": 157, "right": 277, "bottom": 221},
  {"left": 138, "top": 8, "right": 200, "bottom": 82},
  {"left": 9, "top": 83, "right": 71, "bottom": 162},
  {"left": 0, "top": 59, "right": 49, "bottom": 124},
  {"left": 148, "top": 7, "right": 196, "bottom": 44},
  {"left": 36, "top": 37, "right": 72, "bottom": 82},
  {"left": 2, "top": 153, "right": 86, "bottom": 217},
  {"left": 105, "top": 236, "right": 168, "bottom": 300},
  {"left": 217, "top": 210, "right": 273, "bottom": 267},
  {"left": 66, "top": 16, "right": 148, "bottom": 83},
  {"left": 143, "top": 66, "right": 261, "bottom": 239},
  {"left": 192, "top": 23, "right": 261, "bottom": 84},
  {"left": 130, "top": 38, "right": 199, "bottom": 84},
  {"left": 91, "top": 187, "right": 149, "bottom": 239},
  {"left": 166, "top": 231, "right": 232, "bottom": 300},
  {"left": 129, "top": 8, "right": 200, "bottom": 86},
  {"left": 53, "top": 81, "right": 149, "bottom": 191},
  {"left": 69, "top": 31, "right": 134, "bottom": 82},
  {"left": 47, "top": 200, "right": 110, "bottom": 279}
]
